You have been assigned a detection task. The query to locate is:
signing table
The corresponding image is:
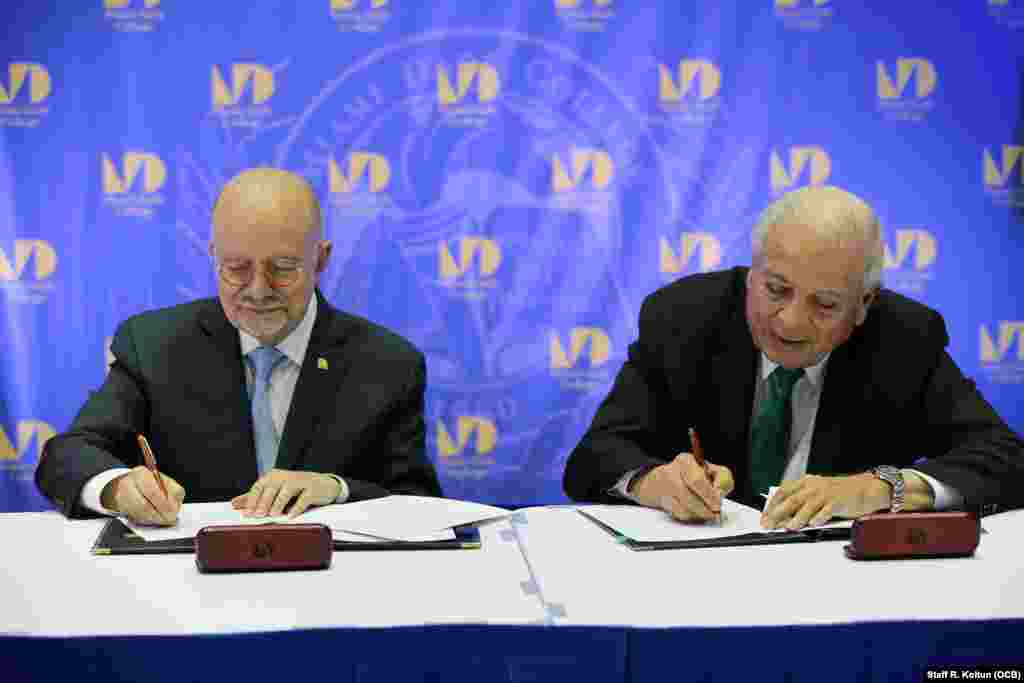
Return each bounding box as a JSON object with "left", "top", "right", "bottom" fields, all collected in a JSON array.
[
  {"left": 511, "top": 506, "right": 1024, "bottom": 682},
  {"left": 0, "top": 511, "right": 623, "bottom": 683},
  {"left": 2, "top": 507, "right": 1023, "bottom": 682}
]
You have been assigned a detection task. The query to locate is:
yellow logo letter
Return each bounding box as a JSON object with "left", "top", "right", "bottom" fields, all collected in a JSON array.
[
  {"left": 770, "top": 146, "right": 831, "bottom": 192},
  {"left": 984, "top": 146, "right": 1024, "bottom": 188},
  {"left": 437, "top": 417, "right": 497, "bottom": 457},
  {"left": 437, "top": 63, "right": 500, "bottom": 105},
  {"left": 102, "top": 152, "right": 167, "bottom": 194}
]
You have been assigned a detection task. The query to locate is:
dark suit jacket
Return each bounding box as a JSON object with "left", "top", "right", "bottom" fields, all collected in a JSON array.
[
  {"left": 564, "top": 267, "right": 1024, "bottom": 512},
  {"left": 37, "top": 290, "right": 442, "bottom": 518}
]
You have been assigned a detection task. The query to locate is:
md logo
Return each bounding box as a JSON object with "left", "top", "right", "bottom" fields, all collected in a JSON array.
[
  {"left": 877, "top": 59, "right": 937, "bottom": 100},
  {"left": 0, "top": 63, "right": 51, "bottom": 104},
  {"left": 0, "top": 240, "right": 57, "bottom": 281},
  {"left": 659, "top": 60, "right": 721, "bottom": 102},
  {"left": 980, "top": 322, "right": 1024, "bottom": 362},
  {"left": 770, "top": 146, "right": 831, "bottom": 193},
  {"left": 437, "top": 63, "right": 499, "bottom": 106},
  {"left": 329, "top": 153, "right": 390, "bottom": 193},
  {"left": 883, "top": 230, "right": 936, "bottom": 270},
  {"left": 660, "top": 232, "right": 722, "bottom": 274},
  {"left": 550, "top": 328, "right": 611, "bottom": 370},
  {"left": 104, "top": 0, "right": 160, "bottom": 7},
  {"left": 331, "top": 0, "right": 388, "bottom": 8},
  {"left": 0, "top": 421, "right": 55, "bottom": 463},
  {"left": 102, "top": 152, "right": 166, "bottom": 194},
  {"left": 552, "top": 149, "right": 614, "bottom": 192},
  {"left": 437, "top": 417, "right": 497, "bottom": 458},
  {"left": 212, "top": 64, "right": 274, "bottom": 110},
  {"left": 439, "top": 237, "right": 502, "bottom": 279},
  {"left": 984, "top": 146, "right": 1024, "bottom": 188}
]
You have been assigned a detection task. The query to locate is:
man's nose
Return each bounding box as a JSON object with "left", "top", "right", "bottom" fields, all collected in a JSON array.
[
  {"left": 242, "top": 264, "right": 275, "bottom": 298},
  {"left": 776, "top": 299, "right": 811, "bottom": 334}
]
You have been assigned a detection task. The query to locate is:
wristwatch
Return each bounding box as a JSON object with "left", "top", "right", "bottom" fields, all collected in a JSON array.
[{"left": 872, "top": 465, "right": 905, "bottom": 513}]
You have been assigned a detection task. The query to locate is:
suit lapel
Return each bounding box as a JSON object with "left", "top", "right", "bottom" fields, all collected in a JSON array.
[
  {"left": 707, "top": 299, "right": 759, "bottom": 495},
  {"left": 808, "top": 334, "right": 859, "bottom": 476},
  {"left": 196, "top": 300, "right": 260, "bottom": 486},
  {"left": 275, "top": 293, "right": 355, "bottom": 471}
]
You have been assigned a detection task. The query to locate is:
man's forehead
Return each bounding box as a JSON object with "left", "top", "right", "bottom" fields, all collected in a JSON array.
[
  {"left": 760, "top": 266, "right": 848, "bottom": 298},
  {"left": 758, "top": 238, "right": 866, "bottom": 293},
  {"left": 213, "top": 169, "right": 318, "bottom": 234}
]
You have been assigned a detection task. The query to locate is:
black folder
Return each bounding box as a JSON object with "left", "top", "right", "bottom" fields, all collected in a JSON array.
[
  {"left": 90, "top": 517, "right": 481, "bottom": 555},
  {"left": 577, "top": 509, "right": 851, "bottom": 551}
]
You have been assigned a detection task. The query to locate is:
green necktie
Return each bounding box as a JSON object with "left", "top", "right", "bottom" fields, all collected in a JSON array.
[{"left": 749, "top": 365, "right": 805, "bottom": 497}]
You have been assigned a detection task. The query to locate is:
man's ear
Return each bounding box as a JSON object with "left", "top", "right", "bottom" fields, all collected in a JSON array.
[
  {"left": 855, "top": 286, "right": 879, "bottom": 326},
  {"left": 315, "top": 240, "right": 332, "bottom": 274}
]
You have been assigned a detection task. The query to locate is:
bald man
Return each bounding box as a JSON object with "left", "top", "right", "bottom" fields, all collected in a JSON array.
[
  {"left": 564, "top": 185, "right": 1024, "bottom": 528},
  {"left": 37, "top": 168, "right": 442, "bottom": 524}
]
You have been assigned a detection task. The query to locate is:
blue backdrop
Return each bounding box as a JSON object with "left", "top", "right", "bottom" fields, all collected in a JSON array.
[{"left": 2, "top": 1, "right": 1022, "bottom": 511}]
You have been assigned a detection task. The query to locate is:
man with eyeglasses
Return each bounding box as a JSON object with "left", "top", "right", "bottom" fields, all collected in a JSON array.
[
  {"left": 563, "top": 185, "right": 1024, "bottom": 528},
  {"left": 36, "top": 168, "right": 442, "bottom": 524}
]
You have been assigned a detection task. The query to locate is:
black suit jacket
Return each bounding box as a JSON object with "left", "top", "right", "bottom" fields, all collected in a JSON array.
[
  {"left": 564, "top": 267, "right": 1024, "bottom": 512},
  {"left": 37, "top": 291, "right": 442, "bottom": 518}
]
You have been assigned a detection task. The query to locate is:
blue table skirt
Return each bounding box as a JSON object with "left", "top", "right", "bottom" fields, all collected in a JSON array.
[
  {"left": 628, "top": 619, "right": 1024, "bottom": 683},
  {"left": 3, "top": 619, "right": 1021, "bottom": 682},
  {"left": 1, "top": 624, "right": 627, "bottom": 683}
]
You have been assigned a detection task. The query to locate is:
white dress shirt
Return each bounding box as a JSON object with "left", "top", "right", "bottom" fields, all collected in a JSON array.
[
  {"left": 80, "top": 294, "right": 349, "bottom": 515},
  {"left": 615, "top": 352, "right": 961, "bottom": 510}
]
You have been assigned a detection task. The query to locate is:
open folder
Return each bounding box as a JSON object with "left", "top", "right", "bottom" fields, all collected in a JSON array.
[
  {"left": 89, "top": 497, "right": 515, "bottom": 554},
  {"left": 91, "top": 517, "right": 481, "bottom": 554},
  {"left": 577, "top": 499, "right": 851, "bottom": 551}
]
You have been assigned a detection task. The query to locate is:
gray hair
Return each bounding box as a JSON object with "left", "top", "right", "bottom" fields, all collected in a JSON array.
[{"left": 752, "top": 185, "right": 884, "bottom": 291}]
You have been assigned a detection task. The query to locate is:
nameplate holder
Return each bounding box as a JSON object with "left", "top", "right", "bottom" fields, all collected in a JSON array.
[
  {"left": 844, "top": 511, "right": 980, "bottom": 560},
  {"left": 195, "top": 523, "right": 332, "bottom": 573}
]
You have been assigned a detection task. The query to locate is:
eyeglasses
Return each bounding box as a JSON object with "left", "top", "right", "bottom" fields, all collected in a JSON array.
[{"left": 216, "top": 259, "right": 305, "bottom": 288}]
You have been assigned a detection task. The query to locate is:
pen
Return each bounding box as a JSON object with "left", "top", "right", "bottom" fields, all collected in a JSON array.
[
  {"left": 688, "top": 426, "right": 708, "bottom": 472},
  {"left": 688, "top": 426, "right": 721, "bottom": 521},
  {"left": 136, "top": 434, "right": 169, "bottom": 499}
]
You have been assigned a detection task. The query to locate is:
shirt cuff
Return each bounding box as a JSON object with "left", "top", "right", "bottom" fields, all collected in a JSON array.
[
  {"left": 80, "top": 468, "right": 132, "bottom": 516},
  {"left": 611, "top": 468, "right": 652, "bottom": 506},
  {"left": 904, "top": 468, "right": 962, "bottom": 511},
  {"left": 323, "top": 474, "right": 349, "bottom": 504}
]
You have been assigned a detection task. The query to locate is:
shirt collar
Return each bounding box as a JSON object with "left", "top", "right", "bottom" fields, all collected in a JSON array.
[
  {"left": 239, "top": 294, "right": 318, "bottom": 368},
  {"left": 760, "top": 350, "right": 829, "bottom": 390}
]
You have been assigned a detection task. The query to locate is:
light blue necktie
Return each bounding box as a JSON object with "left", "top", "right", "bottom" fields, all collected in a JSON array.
[{"left": 247, "top": 346, "right": 288, "bottom": 476}]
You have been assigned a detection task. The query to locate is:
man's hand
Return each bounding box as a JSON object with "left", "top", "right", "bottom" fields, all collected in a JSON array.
[
  {"left": 100, "top": 466, "right": 185, "bottom": 526},
  {"left": 231, "top": 470, "right": 342, "bottom": 519},
  {"left": 762, "top": 471, "right": 938, "bottom": 530},
  {"left": 630, "top": 453, "right": 734, "bottom": 522},
  {"left": 761, "top": 473, "right": 891, "bottom": 530}
]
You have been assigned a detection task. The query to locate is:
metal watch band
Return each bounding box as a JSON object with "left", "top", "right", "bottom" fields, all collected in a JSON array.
[{"left": 872, "top": 465, "right": 905, "bottom": 513}]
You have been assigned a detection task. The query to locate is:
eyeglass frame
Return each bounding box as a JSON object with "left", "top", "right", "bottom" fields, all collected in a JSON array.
[{"left": 213, "top": 256, "right": 307, "bottom": 289}]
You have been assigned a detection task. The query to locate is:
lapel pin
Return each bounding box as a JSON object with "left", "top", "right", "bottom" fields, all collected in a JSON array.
[{"left": 317, "top": 357, "right": 329, "bottom": 370}]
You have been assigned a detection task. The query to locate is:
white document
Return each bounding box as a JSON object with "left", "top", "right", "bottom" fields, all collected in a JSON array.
[
  {"left": 332, "top": 528, "right": 456, "bottom": 543},
  {"left": 125, "top": 497, "right": 502, "bottom": 543},
  {"left": 578, "top": 499, "right": 765, "bottom": 542},
  {"left": 298, "top": 495, "right": 509, "bottom": 540},
  {"left": 124, "top": 502, "right": 292, "bottom": 541},
  {"left": 578, "top": 497, "right": 850, "bottom": 543}
]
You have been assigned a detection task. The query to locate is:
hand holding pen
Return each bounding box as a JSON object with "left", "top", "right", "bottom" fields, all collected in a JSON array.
[
  {"left": 687, "top": 427, "right": 722, "bottom": 522},
  {"left": 97, "top": 434, "right": 185, "bottom": 526},
  {"left": 627, "top": 426, "right": 734, "bottom": 524}
]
